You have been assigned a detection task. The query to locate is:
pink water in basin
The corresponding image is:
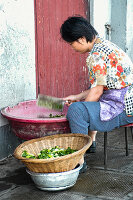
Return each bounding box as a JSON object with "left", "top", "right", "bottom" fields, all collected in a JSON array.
[{"left": 1, "top": 100, "right": 70, "bottom": 140}]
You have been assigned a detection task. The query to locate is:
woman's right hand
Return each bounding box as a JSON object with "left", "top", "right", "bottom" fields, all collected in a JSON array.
[
  {"left": 62, "top": 90, "right": 90, "bottom": 106},
  {"left": 63, "top": 95, "right": 79, "bottom": 106}
]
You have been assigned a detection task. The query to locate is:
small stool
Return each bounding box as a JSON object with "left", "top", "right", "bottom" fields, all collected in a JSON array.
[{"left": 104, "top": 123, "right": 133, "bottom": 167}]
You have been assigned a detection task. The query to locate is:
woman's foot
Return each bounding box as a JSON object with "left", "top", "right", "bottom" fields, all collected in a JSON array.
[{"left": 86, "top": 141, "right": 96, "bottom": 153}]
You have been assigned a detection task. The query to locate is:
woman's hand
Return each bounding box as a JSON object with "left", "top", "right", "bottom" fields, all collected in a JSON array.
[
  {"left": 62, "top": 90, "right": 91, "bottom": 106},
  {"left": 62, "top": 86, "right": 104, "bottom": 106},
  {"left": 63, "top": 95, "right": 79, "bottom": 106}
]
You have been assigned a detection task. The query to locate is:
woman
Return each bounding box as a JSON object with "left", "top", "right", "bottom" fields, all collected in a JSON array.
[{"left": 60, "top": 16, "right": 133, "bottom": 153}]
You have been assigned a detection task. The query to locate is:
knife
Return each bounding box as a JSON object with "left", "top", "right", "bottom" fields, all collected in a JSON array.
[{"left": 37, "top": 94, "right": 66, "bottom": 111}]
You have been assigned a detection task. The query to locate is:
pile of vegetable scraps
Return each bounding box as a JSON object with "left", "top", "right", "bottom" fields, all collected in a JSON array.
[{"left": 22, "top": 146, "right": 77, "bottom": 159}]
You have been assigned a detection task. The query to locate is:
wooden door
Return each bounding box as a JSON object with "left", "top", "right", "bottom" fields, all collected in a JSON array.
[{"left": 34, "top": 0, "right": 90, "bottom": 97}]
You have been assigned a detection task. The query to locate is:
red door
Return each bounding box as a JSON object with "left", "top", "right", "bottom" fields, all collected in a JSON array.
[{"left": 34, "top": 0, "right": 90, "bottom": 98}]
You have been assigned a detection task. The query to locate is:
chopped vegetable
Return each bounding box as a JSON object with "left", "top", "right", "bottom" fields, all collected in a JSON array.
[
  {"left": 22, "top": 150, "right": 36, "bottom": 159},
  {"left": 22, "top": 146, "right": 77, "bottom": 159},
  {"left": 49, "top": 113, "right": 65, "bottom": 118}
]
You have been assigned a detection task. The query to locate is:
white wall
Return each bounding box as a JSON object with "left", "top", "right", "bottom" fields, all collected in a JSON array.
[
  {"left": 90, "top": 0, "right": 111, "bottom": 39},
  {"left": 126, "top": 0, "right": 133, "bottom": 61},
  {"left": 0, "top": 0, "right": 36, "bottom": 126},
  {"left": 90, "top": 0, "right": 133, "bottom": 62},
  {"left": 110, "top": 0, "right": 127, "bottom": 51}
]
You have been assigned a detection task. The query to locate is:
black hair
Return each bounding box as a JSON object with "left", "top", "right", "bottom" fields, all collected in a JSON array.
[{"left": 60, "top": 16, "right": 98, "bottom": 43}]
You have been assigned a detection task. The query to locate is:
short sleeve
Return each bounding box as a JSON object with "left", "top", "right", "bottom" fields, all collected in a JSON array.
[{"left": 87, "top": 53, "right": 107, "bottom": 88}]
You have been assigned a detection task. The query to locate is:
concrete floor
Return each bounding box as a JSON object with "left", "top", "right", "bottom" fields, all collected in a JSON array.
[{"left": 0, "top": 127, "right": 133, "bottom": 200}]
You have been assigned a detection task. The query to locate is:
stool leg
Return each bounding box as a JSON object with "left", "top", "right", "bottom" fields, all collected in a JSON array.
[
  {"left": 125, "top": 127, "right": 128, "bottom": 156},
  {"left": 104, "top": 132, "right": 108, "bottom": 167},
  {"left": 130, "top": 127, "right": 133, "bottom": 141}
]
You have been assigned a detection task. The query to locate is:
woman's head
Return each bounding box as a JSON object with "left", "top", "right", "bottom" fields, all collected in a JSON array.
[{"left": 60, "top": 16, "right": 98, "bottom": 43}]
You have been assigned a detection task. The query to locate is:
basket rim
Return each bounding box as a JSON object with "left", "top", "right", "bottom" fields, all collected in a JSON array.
[{"left": 14, "top": 133, "right": 92, "bottom": 163}]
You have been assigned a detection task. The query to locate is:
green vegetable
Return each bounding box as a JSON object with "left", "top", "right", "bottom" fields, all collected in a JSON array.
[
  {"left": 22, "top": 146, "right": 77, "bottom": 159},
  {"left": 22, "top": 150, "right": 36, "bottom": 159},
  {"left": 49, "top": 113, "right": 65, "bottom": 118}
]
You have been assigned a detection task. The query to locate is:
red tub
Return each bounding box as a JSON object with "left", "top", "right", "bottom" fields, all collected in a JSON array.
[{"left": 1, "top": 100, "right": 70, "bottom": 140}]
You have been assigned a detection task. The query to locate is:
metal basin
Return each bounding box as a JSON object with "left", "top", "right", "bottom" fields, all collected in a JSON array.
[
  {"left": 26, "top": 164, "right": 83, "bottom": 191},
  {"left": 1, "top": 100, "right": 70, "bottom": 140}
]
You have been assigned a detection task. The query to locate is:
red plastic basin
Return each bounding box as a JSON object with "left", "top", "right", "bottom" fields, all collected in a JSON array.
[{"left": 1, "top": 100, "right": 70, "bottom": 140}]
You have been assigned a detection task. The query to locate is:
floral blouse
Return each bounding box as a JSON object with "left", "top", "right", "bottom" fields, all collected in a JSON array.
[{"left": 86, "top": 35, "right": 133, "bottom": 121}]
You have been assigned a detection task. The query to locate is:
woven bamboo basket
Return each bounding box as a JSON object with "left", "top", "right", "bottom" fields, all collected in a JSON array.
[{"left": 14, "top": 133, "right": 92, "bottom": 173}]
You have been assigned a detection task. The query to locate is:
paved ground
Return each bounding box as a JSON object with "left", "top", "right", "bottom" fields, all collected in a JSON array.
[{"left": 0, "top": 127, "right": 133, "bottom": 200}]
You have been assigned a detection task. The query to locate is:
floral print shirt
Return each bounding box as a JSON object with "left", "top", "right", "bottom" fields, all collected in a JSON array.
[{"left": 86, "top": 35, "right": 133, "bottom": 121}]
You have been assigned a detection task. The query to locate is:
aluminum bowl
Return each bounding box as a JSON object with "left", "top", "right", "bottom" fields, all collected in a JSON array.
[{"left": 26, "top": 164, "right": 83, "bottom": 191}]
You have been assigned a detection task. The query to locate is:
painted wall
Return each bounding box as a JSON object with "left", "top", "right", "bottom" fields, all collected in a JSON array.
[
  {"left": 35, "top": 0, "right": 89, "bottom": 98},
  {"left": 0, "top": 0, "right": 36, "bottom": 126},
  {"left": 0, "top": 0, "right": 36, "bottom": 159}
]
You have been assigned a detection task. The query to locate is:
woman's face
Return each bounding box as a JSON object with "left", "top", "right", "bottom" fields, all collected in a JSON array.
[{"left": 69, "top": 37, "right": 94, "bottom": 53}]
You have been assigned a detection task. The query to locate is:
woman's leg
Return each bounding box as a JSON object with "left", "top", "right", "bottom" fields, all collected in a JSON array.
[
  {"left": 67, "top": 101, "right": 133, "bottom": 136},
  {"left": 66, "top": 102, "right": 90, "bottom": 135},
  {"left": 88, "top": 130, "right": 97, "bottom": 141},
  {"left": 66, "top": 102, "right": 98, "bottom": 154},
  {"left": 87, "top": 130, "right": 97, "bottom": 153}
]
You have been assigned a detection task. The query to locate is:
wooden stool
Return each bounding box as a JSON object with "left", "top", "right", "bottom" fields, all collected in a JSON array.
[{"left": 104, "top": 123, "right": 133, "bottom": 167}]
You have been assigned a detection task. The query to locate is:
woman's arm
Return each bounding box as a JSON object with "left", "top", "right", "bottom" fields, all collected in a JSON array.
[
  {"left": 63, "top": 85, "right": 104, "bottom": 104},
  {"left": 85, "top": 85, "right": 104, "bottom": 102},
  {"left": 63, "top": 90, "right": 90, "bottom": 102}
]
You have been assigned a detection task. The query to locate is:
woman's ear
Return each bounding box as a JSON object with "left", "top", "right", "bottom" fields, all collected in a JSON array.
[{"left": 77, "top": 37, "right": 87, "bottom": 44}]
